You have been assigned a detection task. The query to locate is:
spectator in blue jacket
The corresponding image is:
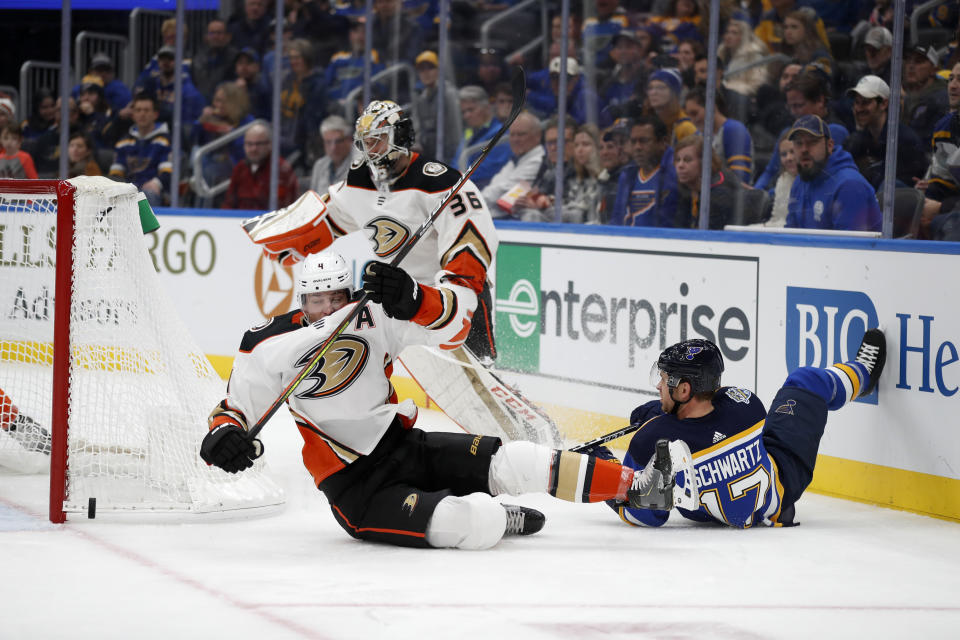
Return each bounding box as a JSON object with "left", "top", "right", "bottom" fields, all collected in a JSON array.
[
  {"left": 453, "top": 86, "right": 511, "bottom": 190},
  {"left": 324, "top": 17, "right": 385, "bottom": 110},
  {"left": 279, "top": 39, "right": 327, "bottom": 165},
  {"left": 84, "top": 53, "right": 132, "bottom": 114},
  {"left": 109, "top": 93, "right": 172, "bottom": 207},
  {"left": 234, "top": 47, "right": 271, "bottom": 120},
  {"left": 610, "top": 114, "right": 678, "bottom": 227},
  {"left": 527, "top": 57, "right": 601, "bottom": 125},
  {"left": 683, "top": 86, "right": 754, "bottom": 185},
  {"left": 599, "top": 29, "right": 648, "bottom": 126},
  {"left": 755, "top": 71, "right": 849, "bottom": 193},
  {"left": 785, "top": 115, "right": 881, "bottom": 232},
  {"left": 227, "top": 0, "right": 271, "bottom": 53},
  {"left": 904, "top": 45, "right": 950, "bottom": 147},
  {"left": 138, "top": 46, "right": 207, "bottom": 135}
]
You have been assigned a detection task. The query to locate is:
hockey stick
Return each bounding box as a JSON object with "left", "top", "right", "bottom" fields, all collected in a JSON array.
[
  {"left": 568, "top": 422, "right": 644, "bottom": 453},
  {"left": 245, "top": 67, "right": 527, "bottom": 441}
]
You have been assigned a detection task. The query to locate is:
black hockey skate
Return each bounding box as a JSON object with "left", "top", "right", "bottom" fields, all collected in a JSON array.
[
  {"left": 503, "top": 504, "right": 545, "bottom": 536},
  {"left": 626, "top": 440, "right": 673, "bottom": 510},
  {"left": 855, "top": 328, "right": 886, "bottom": 396}
]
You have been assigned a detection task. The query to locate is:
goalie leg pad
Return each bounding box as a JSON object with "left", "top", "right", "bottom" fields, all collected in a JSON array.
[
  {"left": 425, "top": 493, "right": 506, "bottom": 550},
  {"left": 488, "top": 440, "right": 554, "bottom": 496}
]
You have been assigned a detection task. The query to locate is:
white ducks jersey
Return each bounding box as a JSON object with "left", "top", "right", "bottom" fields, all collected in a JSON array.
[
  {"left": 212, "top": 288, "right": 476, "bottom": 487},
  {"left": 325, "top": 153, "right": 498, "bottom": 298}
]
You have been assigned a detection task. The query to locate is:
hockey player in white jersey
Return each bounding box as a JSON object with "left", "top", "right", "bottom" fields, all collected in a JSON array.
[
  {"left": 200, "top": 253, "right": 695, "bottom": 549},
  {"left": 242, "top": 99, "right": 498, "bottom": 360},
  {"left": 240, "top": 99, "right": 560, "bottom": 445}
]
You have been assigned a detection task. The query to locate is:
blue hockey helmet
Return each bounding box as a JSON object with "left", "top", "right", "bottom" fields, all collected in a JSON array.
[{"left": 651, "top": 339, "right": 725, "bottom": 395}]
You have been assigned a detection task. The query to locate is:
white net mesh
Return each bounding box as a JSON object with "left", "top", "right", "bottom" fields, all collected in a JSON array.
[{"left": 0, "top": 177, "right": 284, "bottom": 517}]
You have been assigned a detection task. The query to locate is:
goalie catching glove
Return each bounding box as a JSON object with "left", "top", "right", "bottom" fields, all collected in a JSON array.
[
  {"left": 200, "top": 425, "right": 264, "bottom": 473},
  {"left": 362, "top": 262, "right": 423, "bottom": 320}
]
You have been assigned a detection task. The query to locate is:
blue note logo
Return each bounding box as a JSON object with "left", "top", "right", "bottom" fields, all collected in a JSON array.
[
  {"left": 785, "top": 287, "right": 879, "bottom": 404},
  {"left": 685, "top": 345, "right": 703, "bottom": 359}
]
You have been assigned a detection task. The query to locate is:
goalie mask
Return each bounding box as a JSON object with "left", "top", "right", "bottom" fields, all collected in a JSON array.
[
  {"left": 297, "top": 252, "right": 353, "bottom": 310},
  {"left": 354, "top": 100, "right": 415, "bottom": 186},
  {"left": 650, "top": 339, "right": 724, "bottom": 398}
]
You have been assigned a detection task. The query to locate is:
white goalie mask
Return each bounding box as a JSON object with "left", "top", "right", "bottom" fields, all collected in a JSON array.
[
  {"left": 354, "top": 100, "right": 415, "bottom": 186},
  {"left": 296, "top": 253, "right": 354, "bottom": 306}
]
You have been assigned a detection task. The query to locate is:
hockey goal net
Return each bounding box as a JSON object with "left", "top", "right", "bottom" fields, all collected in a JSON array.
[{"left": 0, "top": 177, "right": 284, "bottom": 522}]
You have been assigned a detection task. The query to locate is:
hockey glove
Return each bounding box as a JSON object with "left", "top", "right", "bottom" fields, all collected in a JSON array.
[
  {"left": 579, "top": 444, "right": 618, "bottom": 462},
  {"left": 200, "top": 424, "right": 263, "bottom": 474},
  {"left": 7, "top": 414, "right": 52, "bottom": 455},
  {"left": 362, "top": 262, "right": 422, "bottom": 320}
]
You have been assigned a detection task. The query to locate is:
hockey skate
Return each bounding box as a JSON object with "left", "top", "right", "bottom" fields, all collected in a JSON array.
[
  {"left": 855, "top": 328, "right": 886, "bottom": 396},
  {"left": 502, "top": 504, "right": 545, "bottom": 536},
  {"left": 627, "top": 439, "right": 699, "bottom": 511}
]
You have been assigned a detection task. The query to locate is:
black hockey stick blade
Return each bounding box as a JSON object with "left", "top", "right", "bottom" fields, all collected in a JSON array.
[
  {"left": 568, "top": 422, "right": 643, "bottom": 453},
  {"left": 244, "top": 68, "right": 527, "bottom": 441}
]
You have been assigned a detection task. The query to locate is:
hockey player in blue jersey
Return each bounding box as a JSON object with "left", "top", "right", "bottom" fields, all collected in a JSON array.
[{"left": 589, "top": 330, "right": 886, "bottom": 528}]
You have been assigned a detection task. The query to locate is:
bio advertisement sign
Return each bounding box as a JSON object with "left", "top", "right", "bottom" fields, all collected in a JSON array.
[{"left": 495, "top": 241, "right": 759, "bottom": 395}]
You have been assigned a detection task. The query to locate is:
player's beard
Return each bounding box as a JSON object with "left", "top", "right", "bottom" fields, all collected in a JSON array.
[{"left": 798, "top": 157, "right": 827, "bottom": 181}]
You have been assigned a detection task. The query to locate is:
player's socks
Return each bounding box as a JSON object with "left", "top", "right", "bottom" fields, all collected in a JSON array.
[
  {"left": 489, "top": 441, "right": 633, "bottom": 502},
  {"left": 546, "top": 450, "right": 635, "bottom": 503},
  {"left": 549, "top": 451, "right": 636, "bottom": 503}
]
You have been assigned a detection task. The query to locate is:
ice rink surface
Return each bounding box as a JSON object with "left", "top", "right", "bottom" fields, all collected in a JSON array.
[{"left": 2, "top": 408, "right": 958, "bottom": 640}]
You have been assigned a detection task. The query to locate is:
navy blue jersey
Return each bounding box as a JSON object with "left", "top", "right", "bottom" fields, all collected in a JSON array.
[{"left": 620, "top": 387, "right": 787, "bottom": 529}]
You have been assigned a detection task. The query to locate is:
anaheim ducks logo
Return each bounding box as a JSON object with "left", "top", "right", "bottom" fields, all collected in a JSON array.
[
  {"left": 293, "top": 336, "right": 369, "bottom": 399},
  {"left": 402, "top": 492, "right": 419, "bottom": 516},
  {"left": 365, "top": 217, "right": 410, "bottom": 257}
]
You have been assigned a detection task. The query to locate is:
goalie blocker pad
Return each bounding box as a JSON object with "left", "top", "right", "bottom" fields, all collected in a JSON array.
[{"left": 241, "top": 190, "right": 337, "bottom": 266}]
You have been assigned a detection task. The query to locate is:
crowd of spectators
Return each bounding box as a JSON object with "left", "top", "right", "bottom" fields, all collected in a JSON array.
[{"left": 3, "top": 0, "right": 960, "bottom": 239}]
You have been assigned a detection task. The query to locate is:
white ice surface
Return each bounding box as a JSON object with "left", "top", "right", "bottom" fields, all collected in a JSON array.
[{"left": 1, "top": 408, "right": 959, "bottom": 640}]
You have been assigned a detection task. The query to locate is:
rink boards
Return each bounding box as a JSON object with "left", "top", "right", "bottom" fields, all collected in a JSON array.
[{"left": 149, "top": 210, "right": 960, "bottom": 521}]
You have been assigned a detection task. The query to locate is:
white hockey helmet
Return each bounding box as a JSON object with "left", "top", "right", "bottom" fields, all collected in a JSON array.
[
  {"left": 354, "top": 100, "right": 415, "bottom": 184},
  {"left": 296, "top": 253, "right": 353, "bottom": 303}
]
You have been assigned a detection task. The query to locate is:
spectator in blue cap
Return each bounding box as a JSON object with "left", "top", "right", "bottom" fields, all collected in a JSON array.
[
  {"left": 646, "top": 68, "right": 696, "bottom": 146},
  {"left": 904, "top": 45, "right": 949, "bottom": 147},
  {"left": 785, "top": 115, "right": 881, "bottom": 232},
  {"left": 234, "top": 47, "right": 270, "bottom": 119}
]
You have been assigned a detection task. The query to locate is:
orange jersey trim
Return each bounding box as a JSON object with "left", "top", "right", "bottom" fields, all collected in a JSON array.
[
  {"left": 411, "top": 284, "right": 458, "bottom": 329},
  {"left": 330, "top": 503, "right": 427, "bottom": 539},
  {"left": 296, "top": 420, "right": 352, "bottom": 486}
]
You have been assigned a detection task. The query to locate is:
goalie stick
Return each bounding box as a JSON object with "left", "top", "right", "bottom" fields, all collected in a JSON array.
[
  {"left": 399, "top": 345, "right": 563, "bottom": 447},
  {"left": 568, "top": 422, "right": 644, "bottom": 453},
  {"left": 245, "top": 67, "right": 528, "bottom": 441}
]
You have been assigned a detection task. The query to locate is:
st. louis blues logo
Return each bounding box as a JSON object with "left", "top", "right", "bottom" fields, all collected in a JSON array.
[
  {"left": 775, "top": 399, "right": 797, "bottom": 415},
  {"left": 685, "top": 346, "right": 703, "bottom": 360}
]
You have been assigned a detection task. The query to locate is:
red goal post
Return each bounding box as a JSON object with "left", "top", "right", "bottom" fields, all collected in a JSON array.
[{"left": 0, "top": 177, "right": 284, "bottom": 522}]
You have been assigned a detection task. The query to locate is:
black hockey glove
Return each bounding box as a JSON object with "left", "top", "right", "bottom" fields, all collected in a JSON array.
[
  {"left": 362, "top": 262, "right": 422, "bottom": 320},
  {"left": 580, "top": 444, "right": 618, "bottom": 462},
  {"left": 200, "top": 424, "right": 263, "bottom": 474}
]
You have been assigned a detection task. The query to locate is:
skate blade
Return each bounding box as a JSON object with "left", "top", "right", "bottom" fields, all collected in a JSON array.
[{"left": 668, "top": 440, "right": 700, "bottom": 510}]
